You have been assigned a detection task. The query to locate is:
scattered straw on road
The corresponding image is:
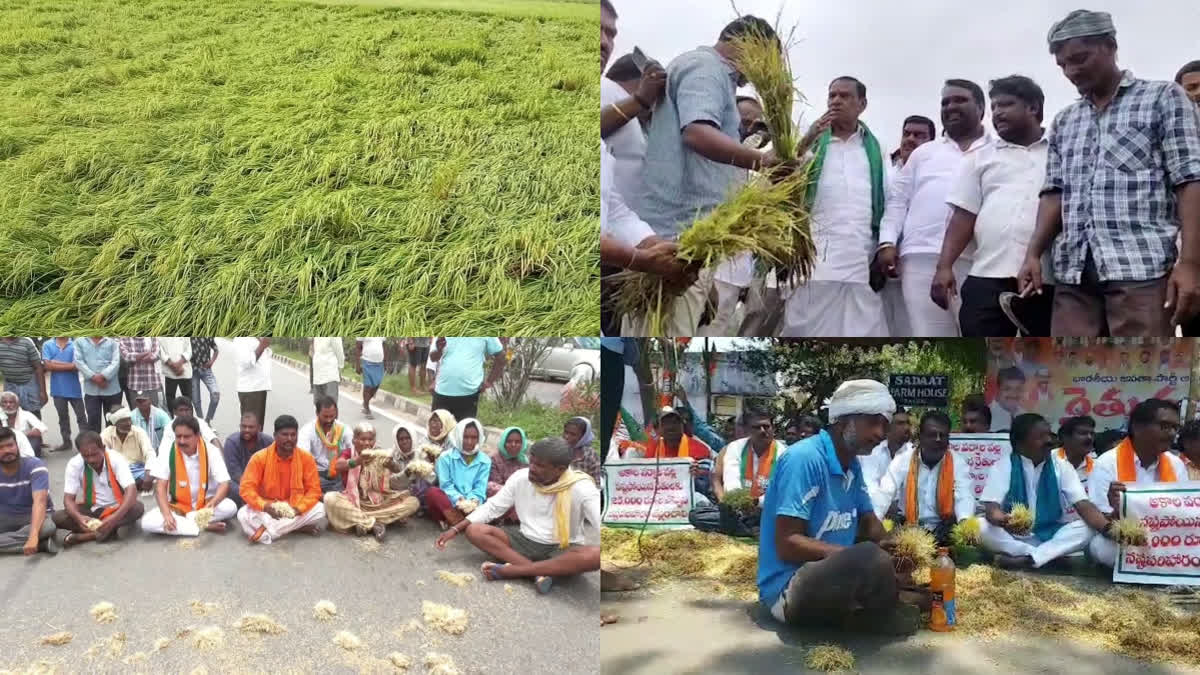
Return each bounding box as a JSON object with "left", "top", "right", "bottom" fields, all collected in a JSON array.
[
  {"left": 89, "top": 602, "right": 117, "bottom": 624},
  {"left": 332, "top": 630, "right": 362, "bottom": 651},
  {"left": 436, "top": 571, "right": 474, "bottom": 587},
  {"left": 38, "top": 632, "right": 72, "bottom": 646},
  {"left": 313, "top": 600, "right": 337, "bottom": 621},
  {"left": 422, "top": 601, "right": 468, "bottom": 635},
  {"left": 804, "top": 644, "right": 855, "bottom": 672}
]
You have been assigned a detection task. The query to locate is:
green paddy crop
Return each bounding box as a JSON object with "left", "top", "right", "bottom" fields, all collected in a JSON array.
[{"left": 0, "top": 0, "right": 598, "bottom": 334}]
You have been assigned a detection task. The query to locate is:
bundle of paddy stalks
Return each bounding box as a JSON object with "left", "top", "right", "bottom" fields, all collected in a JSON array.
[
  {"left": 1109, "top": 517, "right": 1149, "bottom": 546},
  {"left": 425, "top": 652, "right": 461, "bottom": 675},
  {"left": 269, "top": 501, "right": 296, "bottom": 519},
  {"left": 406, "top": 459, "right": 437, "bottom": 481},
  {"left": 89, "top": 601, "right": 117, "bottom": 624},
  {"left": 191, "top": 507, "right": 215, "bottom": 530},
  {"left": 950, "top": 516, "right": 982, "bottom": 548},
  {"left": 422, "top": 601, "right": 469, "bottom": 635},
  {"left": 235, "top": 613, "right": 286, "bottom": 635},
  {"left": 85, "top": 518, "right": 103, "bottom": 531},
  {"left": 890, "top": 526, "right": 936, "bottom": 571},
  {"left": 1006, "top": 504, "right": 1033, "bottom": 535},
  {"left": 313, "top": 600, "right": 338, "bottom": 621},
  {"left": 332, "top": 630, "right": 362, "bottom": 651},
  {"left": 456, "top": 498, "right": 479, "bottom": 514},
  {"left": 39, "top": 632, "right": 74, "bottom": 646},
  {"left": 720, "top": 487, "right": 756, "bottom": 515},
  {"left": 419, "top": 443, "right": 445, "bottom": 461},
  {"left": 804, "top": 644, "right": 855, "bottom": 673}
]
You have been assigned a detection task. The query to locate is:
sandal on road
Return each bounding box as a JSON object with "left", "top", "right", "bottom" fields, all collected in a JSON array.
[{"left": 481, "top": 561, "right": 509, "bottom": 581}]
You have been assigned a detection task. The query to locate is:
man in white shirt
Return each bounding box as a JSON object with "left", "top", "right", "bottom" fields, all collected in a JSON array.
[
  {"left": 989, "top": 367, "right": 1027, "bottom": 432},
  {"left": 932, "top": 76, "right": 1055, "bottom": 336},
  {"left": 1086, "top": 400, "right": 1188, "bottom": 567},
  {"left": 877, "top": 79, "right": 992, "bottom": 336},
  {"left": 715, "top": 410, "right": 787, "bottom": 504},
  {"left": 1053, "top": 416, "right": 1097, "bottom": 500},
  {"left": 861, "top": 408, "right": 912, "bottom": 518},
  {"left": 235, "top": 338, "right": 272, "bottom": 429},
  {"left": 157, "top": 396, "right": 221, "bottom": 456},
  {"left": 141, "top": 417, "right": 236, "bottom": 536},
  {"left": 435, "top": 438, "right": 600, "bottom": 595},
  {"left": 783, "top": 77, "right": 890, "bottom": 337},
  {"left": 979, "top": 413, "right": 1110, "bottom": 569},
  {"left": 882, "top": 116, "right": 937, "bottom": 337},
  {"left": 600, "top": 52, "right": 655, "bottom": 207},
  {"left": 310, "top": 337, "right": 345, "bottom": 405},
  {"left": 296, "top": 396, "right": 354, "bottom": 494},
  {"left": 1, "top": 391, "right": 47, "bottom": 458},
  {"left": 52, "top": 431, "right": 145, "bottom": 546},
  {"left": 355, "top": 338, "right": 386, "bottom": 420},
  {"left": 158, "top": 337, "right": 193, "bottom": 406},
  {"left": 874, "top": 411, "right": 974, "bottom": 543}
]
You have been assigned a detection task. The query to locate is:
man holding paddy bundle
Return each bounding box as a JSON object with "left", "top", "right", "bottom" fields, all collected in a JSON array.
[
  {"left": 1086, "top": 399, "right": 1186, "bottom": 568},
  {"left": 236, "top": 415, "right": 327, "bottom": 545},
  {"left": 873, "top": 410, "right": 973, "bottom": 544},
  {"left": 296, "top": 395, "right": 353, "bottom": 494},
  {"left": 978, "top": 413, "right": 1110, "bottom": 569},
  {"left": 782, "top": 76, "right": 890, "bottom": 337},
  {"left": 141, "top": 417, "right": 236, "bottom": 537},
  {"left": 758, "top": 380, "right": 922, "bottom": 634},
  {"left": 53, "top": 430, "right": 144, "bottom": 547}
]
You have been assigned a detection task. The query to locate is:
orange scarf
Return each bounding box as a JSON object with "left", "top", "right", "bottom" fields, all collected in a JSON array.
[
  {"left": 742, "top": 440, "right": 779, "bottom": 500},
  {"left": 80, "top": 452, "right": 125, "bottom": 517},
  {"left": 905, "top": 449, "right": 954, "bottom": 525},
  {"left": 1055, "top": 447, "right": 1093, "bottom": 475},
  {"left": 167, "top": 438, "right": 209, "bottom": 515},
  {"left": 316, "top": 421, "right": 344, "bottom": 478},
  {"left": 262, "top": 444, "right": 305, "bottom": 506},
  {"left": 654, "top": 435, "right": 690, "bottom": 459},
  {"left": 1115, "top": 437, "right": 1178, "bottom": 483}
]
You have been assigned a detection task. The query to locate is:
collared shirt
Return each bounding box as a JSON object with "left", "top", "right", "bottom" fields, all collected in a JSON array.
[
  {"left": 876, "top": 446, "right": 976, "bottom": 527},
  {"left": 311, "top": 337, "right": 345, "bottom": 386},
  {"left": 601, "top": 142, "right": 654, "bottom": 248},
  {"left": 880, "top": 132, "right": 993, "bottom": 257},
  {"left": 1086, "top": 446, "right": 1188, "bottom": 515},
  {"left": 234, "top": 338, "right": 272, "bottom": 392},
  {"left": 42, "top": 339, "right": 82, "bottom": 399},
  {"left": 158, "top": 337, "right": 193, "bottom": 380},
  {"left": 947, "top": 134, "right": 1056, "bottom": 280},
  {"left": 434, "top": 338, "right": 503, "bottom": 397},
  {"left": 222, "top": 432, "right": 274, "bottom": 487},
  {"left": 980, "top": 453, "right": 1087, "bottom": 528},
  {"left": 3, "top": 409, "right": 47, "bottom": 437},
  {"left": 131, "top": 405, "right": 172, "bottom": 450},
  {"left": 72, "top": 338, "right": 121, "bottom": 397},
  {"left": 467, "top": 468, "right": 601, "bottom": 547},
  {"left": 1044, "top": 71, "right": 1200, "bottom": 283},
  {"left": 634, "top": 46, "right": 746, "bottom": 239},
  {"left": 600, "top": 76, "right": 648, "bottom": 210},
  {"left": 296, "top": 418, "right": 354, "bottom": 474},
  {"left": 190, "top": 338, "right": 217, "bottom": 370},
  {"left": 157, "top": 417, "right": 220, "bottom": 457},
  {"left": 720, "top": 437, "right": 789, "bottom": 504},
  {"left": 0, "top": 338, "right": 39, "bottom": 384},
  {"left": 64, "top": 451, "right": 135, "bottom": 508},
  {"left": 148, "top": 441, "right": 231, "bottom": 504},
  {"left": 810, "top": 127, "right": 888, "bottom": 283},
  {"left": 757, "top": 431, "right": 874, "bottom": 606},
  {"left": 100, "top": 425, "right": 155, "bottom": 467},
  {"left": 119, "top": 338, "right": 162, "bottom": 391},
  {"left": 861, "top": 439, "right": 910, "bottom": 516},
  {"left": 435, "top": 449, "right": 492, "bottom": 504}
]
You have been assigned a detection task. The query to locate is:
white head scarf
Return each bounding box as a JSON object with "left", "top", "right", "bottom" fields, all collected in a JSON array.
[
  {"left": 107, "top": 408, "right": 133, "bottom": 425},
  {"left": 450, "top": 418, "right": 486, "bottom": 456},
  {"left": 826, "top": 379, "right": 896, "bottom": 424}
]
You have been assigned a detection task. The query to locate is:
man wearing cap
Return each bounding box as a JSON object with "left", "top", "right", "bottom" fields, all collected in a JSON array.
[
  {"left": 130, "top": 390, "right": 172, "bottom": 451},
  {"left": 1018, "top": 9, "right": 1200, "bottom": 336},
  {"left": 650, "top": 405, "right": 715, "bottom": 499},
  {"left": 758, "top": 379, "right": 922, "bottom": 634},
  {"left": 99, "top": 408, "right": 156, "bottom": 492}
]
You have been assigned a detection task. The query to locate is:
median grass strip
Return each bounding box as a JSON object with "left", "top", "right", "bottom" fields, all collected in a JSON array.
[{"left": 0, "top": 0, "right": 597, "bottom": 334}]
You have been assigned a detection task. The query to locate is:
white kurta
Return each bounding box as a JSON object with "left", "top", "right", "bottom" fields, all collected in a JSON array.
[
  {"left": 1086, "top": 447, "right": 1187, "bottom": 567},
  {"left": 876, "top": 447, "right": 975, "bottom": 526},
  {"left": 720, "top": 438, "right": 788, "bottom": 504},
  {"left": 861, "top": 440, "right": 910, "bottom": 517}
]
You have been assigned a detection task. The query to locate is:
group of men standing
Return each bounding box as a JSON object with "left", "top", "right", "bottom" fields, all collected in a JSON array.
[{"left": 600, "top": 4, "right": 1200, "bottom": 338}]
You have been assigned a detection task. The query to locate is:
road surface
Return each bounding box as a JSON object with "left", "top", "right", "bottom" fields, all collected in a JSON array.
[{"left": 1, "top": 340, "right": 597, "bottom": 674}]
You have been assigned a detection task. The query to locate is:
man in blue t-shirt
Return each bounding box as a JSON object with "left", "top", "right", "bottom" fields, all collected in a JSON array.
[
  {"left": 42, "top": 337, "right": 86, "bottom": 452},
  {"left": 758, "top": 379, "right": 920, "bottom": 634},
  {"left": 429, "top": 338, "right": 506, "bottom": 422},
  {"left": 0, "top": 427, "right": 57, "bottom": 555}
]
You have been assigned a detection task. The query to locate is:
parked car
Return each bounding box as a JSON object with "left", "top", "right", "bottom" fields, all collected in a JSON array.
[{"left": 532, "top": 338, "right": 600, "bottom": 381}]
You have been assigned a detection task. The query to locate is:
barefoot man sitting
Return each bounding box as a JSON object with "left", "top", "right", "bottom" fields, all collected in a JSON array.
[
  {"left": 53, "top": 431, "right": 145, "bottom": 547},
  {"left": 435, "top": 437, "right": 600, "bottom": 594},
  {"left": 236, "top": 415, "right": 327, "bottom": 544},
  {"left": 141, "top": 417, "right": 237, "bottom": 536}
]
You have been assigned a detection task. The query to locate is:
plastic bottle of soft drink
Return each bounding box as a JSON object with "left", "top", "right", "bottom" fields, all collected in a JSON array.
[{"left": 929, "top": 547, "right": 956, "bottom": 632}]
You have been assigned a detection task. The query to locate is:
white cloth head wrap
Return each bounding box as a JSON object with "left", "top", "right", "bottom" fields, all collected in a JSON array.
[
  {"left": 106, "top": 408, "right": 132, "bottom": 425},
  {"left": 826, "top": 379, "right": 896, "bottom": 424}
]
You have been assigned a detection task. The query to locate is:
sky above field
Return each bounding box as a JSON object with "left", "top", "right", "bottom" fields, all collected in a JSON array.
[{"left": 608, "top": 0, "right": 1200, "bottom": 150}]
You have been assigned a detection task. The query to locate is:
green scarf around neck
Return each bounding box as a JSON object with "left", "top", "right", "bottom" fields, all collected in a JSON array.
[{"left": 803, "top": 122, "right": 886, "bottom": 239}]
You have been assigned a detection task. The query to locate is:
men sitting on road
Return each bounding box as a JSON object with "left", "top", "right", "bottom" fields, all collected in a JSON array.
[
  {"left": 0, "top": 428, "right": 57, "bottom": 555},
  {"left": 1087, "top": 399, "right": 1187, "bottom": 568},
  {"left": 157, "top": 396, "right": 220, "bottom": 455},
  {"left": 716, "top": 410, "right": 787, "bottom": 506},
  {"left": 1179, "top": 420, "right": 1200, "bottom": 481},
  {"left": 1054, "top": 415, "right": 1097, "bottom": 491},
  {"left": 436, "top": 437, "right": 600, "bottom": 594},
  {"left": 100, "top": 408, "right": 156, "bottom": 492},
  {"left": 323, "top": 422, "right": 419, "bottom": 542},
  {"left": 53, "top": 431, "right": 145, "bottom": 547},
  {"left": 861, "top": 407, "right": 912, "bottom": 519},
  {"left": 223, "top": 412, "right": 274, "bottom": 507},
  {"left": 758, "top": 380, "right": 921, "bottom": 635},
  {"left": 237, "top": 415, "right": 327, "bottom": 544},
  {"left": 131, "top": 390, "right": 172, "bottom": 450},
  {"left": 425, "top": 419, "right": 491, "bottom": 530},
  {"left": 874, "top": 411, "right": 974, "bottom": 543},
  {"left": 1, "top": 391, "right": 47, "bottom": 458},
  {"left": 978, "top": 413, "right": 1111, "bottom": 569},
  {"left": 297, "top": 395, "right": 354, "bottom": 494},
  {"left": 141, "top": 417, "right": 236, "bottom": 537}
]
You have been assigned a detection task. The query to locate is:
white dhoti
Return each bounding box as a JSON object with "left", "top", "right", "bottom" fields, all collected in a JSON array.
[
  {"left": 622, "top": 268, "right": 714, "bottom": 337},
  {"left": 880, "top": 278, "right": 909, "bottom": 336},
  {"left": 978, "top": 519, "right": 1094, "bottom": 568},
  {"left": 899, "top": 253, "right": 968, "bottom": 337},
  {"left": 236, "top": 502, "right": 327, "bottom": 545},
  {"left": 141, "top": 498, "right": 238, "bottom": 537},
  {"left": 1088, "top": 533, "right": 1120, "bottom": 568},
  {"left": 780, "top": 280, "right": 888, "bottom": 337}
]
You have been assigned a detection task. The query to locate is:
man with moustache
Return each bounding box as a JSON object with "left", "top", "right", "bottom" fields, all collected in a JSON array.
[
  {"left": 1177, "top": 61, "right": 1200, "bottom": 108},
  {"left": 931, "top": 75, "right": 1055, "bottom": 336},
  {"left": 877, "top": 80, "right": 992, "bottom": 337},
  {"left": 890, "top": 116, "right": 936, "bottom": 170},
  {"left": 0, "top": 427, "right": 57, "bottom": 555},
  {"left": 881, "top": 115, "right": 936, "bottom": 335},
  {"left": 1018, "top": 10, "right": 1200, "bottom": 336}
]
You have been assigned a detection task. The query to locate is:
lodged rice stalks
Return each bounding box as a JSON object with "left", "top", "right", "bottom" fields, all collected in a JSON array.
[
  {"left": 235, "top": 613, "right": 286, "bottom": 635},
  {"left": 1110, "top": 517, "right": 1149, "bottom": 546},
  {"left": 950, "top": 517, "right": 982, "bottom": 547},
  {"left": 720, "top": 487, "right": 756, "bottom": 515},
  {"left": 727, "top": 22, "right": 801, "bottom": 161},
  {"left": 405, "top": 459, "right": 436, "bottom": 481},
  {"left": 422, "top": 601, "right": 469, "bottom": 635},
  {"left": 313, "top": 600, "right": 338, "bottom": 621},
  {"left": 891, "top": 526, "right": 936, "bottom": 570},
  {"left": 804, "top": 644, "right": 855, "bottom": 672},
  {"left": 89, "top": 601, "right": 117, "bottom": 624},
  {"left": 270, "top": 501, "right": 296, "bottom": 519},
  {"left": 192, "top": 507, "right": 215, "bottom": 530},
  {"left": 1007, "top": 505, "right": 1033, "bottom": 535}
]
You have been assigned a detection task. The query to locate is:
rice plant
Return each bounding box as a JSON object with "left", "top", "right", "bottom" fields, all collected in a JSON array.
[{"left": 0, "top": 0, "right": 597, "bottom": 334}]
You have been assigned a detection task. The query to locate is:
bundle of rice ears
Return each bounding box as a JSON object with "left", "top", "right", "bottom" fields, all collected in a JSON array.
[
  {"left": 950, "top": 516, "right": 982, "bottom": 547},
  {"left": 1110, "top": 517, "right": 1149, "bottom": 546},
  {"left": 891, "top": 526, "right": 936, "bottom": 569},
  {"left": 1007, "top": 504, "right": 1033, "bottom": 535}
]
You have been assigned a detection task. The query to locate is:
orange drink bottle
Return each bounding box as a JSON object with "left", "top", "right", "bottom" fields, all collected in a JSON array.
[{"left": 929, "top": 547, "right": 956, "bottom": 631}]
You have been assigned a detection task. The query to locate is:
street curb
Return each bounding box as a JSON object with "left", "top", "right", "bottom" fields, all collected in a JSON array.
[{"left": 270, "top": 353, "right": 506, "bottom": 439}]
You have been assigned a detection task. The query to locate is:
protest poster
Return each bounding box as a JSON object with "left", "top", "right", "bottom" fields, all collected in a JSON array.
[
  {"left": 603, "top": 458, "right": 695, "bottom": 529},
  {"left": 984, "top": 338, "right": 1191, "bottom": 432},
  {"left": 1113, "top": 484, "right": 1200, "bottom": 586},
  {"left": 950, "top": 434, "right": 1010, "bottom": 499}
]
